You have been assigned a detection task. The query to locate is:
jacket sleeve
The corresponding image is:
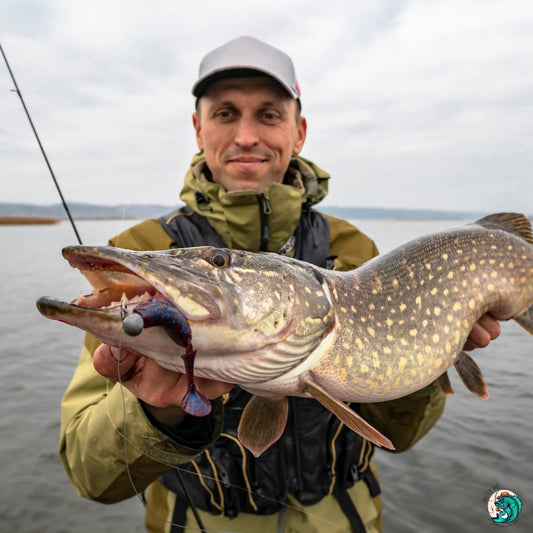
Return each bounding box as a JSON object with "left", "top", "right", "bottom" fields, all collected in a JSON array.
[
  {"left": 327, "top": 215, "right": 446, "bottom": 452},
  {"left": 59, "top": 219, "right": 224, "bottom": 503}
]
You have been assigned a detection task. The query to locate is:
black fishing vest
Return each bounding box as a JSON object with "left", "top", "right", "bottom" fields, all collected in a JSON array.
[{"left": 156, "top": 206, "right": 380, "bottom": 531}]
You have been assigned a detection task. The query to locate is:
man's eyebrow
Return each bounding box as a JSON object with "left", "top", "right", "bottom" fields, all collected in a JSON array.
[
  {"left": 259, "top": 100, "right": 287, "bottom": 108},
  {"left": 207, "top": 97, "right": 288, "bottom": 108},
  {"left": 202, "top": 98, "right": 291, "bottom": 117},
  {"left": 205, "top": 99, "right": 235, "bottom": 108}
]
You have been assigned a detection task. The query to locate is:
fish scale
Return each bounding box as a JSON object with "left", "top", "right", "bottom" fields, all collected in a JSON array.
[{"left": 36, "top": 213, "right": 533, "bottom": 454}]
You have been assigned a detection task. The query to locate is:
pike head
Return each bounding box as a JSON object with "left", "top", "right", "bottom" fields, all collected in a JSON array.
[{"left": 37, "top": 246, "right": 335, "bottom": 384}]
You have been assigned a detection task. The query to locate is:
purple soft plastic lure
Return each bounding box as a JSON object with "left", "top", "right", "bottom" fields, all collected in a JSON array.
[{"left": 125, "top": 298, "right": 211, "bottom": 417}]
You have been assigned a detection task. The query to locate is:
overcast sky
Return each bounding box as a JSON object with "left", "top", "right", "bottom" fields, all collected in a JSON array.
[{"left": 1, "top": 0, "right": 532, "bottom": 213}]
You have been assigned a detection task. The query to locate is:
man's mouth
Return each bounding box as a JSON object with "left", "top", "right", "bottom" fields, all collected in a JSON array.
[
  {"left": 227, "top": 157, "right": 269, "bottom": 176},
  {"left": 228, "top": 157, "right": 267, "bottom": 165},
  {"left": 231, "top": 156, "right": 266, "bottom": 162},
  {"left": 225, "top": 149, "right": 270, "bottom": 165}
]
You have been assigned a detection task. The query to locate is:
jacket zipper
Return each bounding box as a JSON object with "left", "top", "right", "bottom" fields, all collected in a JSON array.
[{"left": 257, "top": 193, "right": 271, "bottom": 251}]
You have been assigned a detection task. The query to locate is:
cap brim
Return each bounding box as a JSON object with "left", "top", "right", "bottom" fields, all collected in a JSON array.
[{"left": 192, "top": 67, "right": 299, "bottom": 99}]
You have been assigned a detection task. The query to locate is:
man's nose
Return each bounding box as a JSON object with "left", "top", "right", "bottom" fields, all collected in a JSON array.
[{"left": 234, "top": 117, "right": 259, "bottom": 147}]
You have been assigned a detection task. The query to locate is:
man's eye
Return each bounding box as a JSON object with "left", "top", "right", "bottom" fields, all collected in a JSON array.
[
  {"left": 262, "top": 112, "right": 279, "bottom": 121},
  {"left": 213, "top": 110, "right": 233, "bottom": 120}
]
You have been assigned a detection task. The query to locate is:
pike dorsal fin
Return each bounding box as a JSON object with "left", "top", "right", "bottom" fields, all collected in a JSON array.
[
  {"left": 454, "top": 351, "right": 489, "bottom": 399},
  {"left": 237, "top": 396, "right": 288, "bottom": 457},
  {"left": 476, "top": 213, "right": 533, "bottom": 244},
  {"left": 435, "top": 371, "right": 454, "bottom": 395},
  {"left": 300, "top": 372, "right": 395, "bottom": 450}
]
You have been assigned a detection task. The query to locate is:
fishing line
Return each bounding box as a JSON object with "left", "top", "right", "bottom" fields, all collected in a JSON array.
[{"left": 0, "top": 42, "right": 83, "bottom": 245}]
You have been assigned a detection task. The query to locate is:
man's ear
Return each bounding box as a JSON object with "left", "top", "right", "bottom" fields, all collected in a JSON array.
[
  {"left": 293, "top": 116, "right": 307, "bottom": 154},
  {"left": 192, "top": 112, "right": 203, "bottom": 151}
]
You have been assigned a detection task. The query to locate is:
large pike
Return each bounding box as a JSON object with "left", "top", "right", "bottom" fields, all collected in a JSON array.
[{"left": 37, "top": 213, "right": 533, "bottom": 455}]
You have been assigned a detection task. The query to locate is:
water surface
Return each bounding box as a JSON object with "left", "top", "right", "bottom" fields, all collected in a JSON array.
[{"left": 0, "top": 218, "right": 530, "bottom": 532}]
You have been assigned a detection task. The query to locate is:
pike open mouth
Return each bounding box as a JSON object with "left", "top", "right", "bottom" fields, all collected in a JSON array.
[
  {"left": 36, "top": 245, "right": 215, "bottom": 418},
  {"left": 66, "top": 254, "right": 161, "bottom": 312},
  {"left": 54, "top": 245, "right": 222, "bottom": 321},
  {"left": 36, "top": 246, "right": 191, "bottom": 343}
]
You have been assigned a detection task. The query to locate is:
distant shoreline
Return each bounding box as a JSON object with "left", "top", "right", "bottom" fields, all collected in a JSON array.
[
  {"left": 0, "top": 216, "right": 61, "bottom": 225},
  {"left": 1, "top": 202, "right": 530, "bottom": 222},
  {"left": 0, "top": 216, "right": 139, "bottom": 224}
]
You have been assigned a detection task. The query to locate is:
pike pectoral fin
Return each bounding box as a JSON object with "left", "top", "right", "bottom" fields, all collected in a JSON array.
[
  {"left": 435, "top": 371, "right": 454, "bottom": 395},
  {"left": 238, "top": 396, "right": 288, "bottom": 457},
  {"left": 300, "top": 372, "right": 395, "bottom": 450},
  {"left": 454, "top": 351, "right": 489, "bottom": 399}
]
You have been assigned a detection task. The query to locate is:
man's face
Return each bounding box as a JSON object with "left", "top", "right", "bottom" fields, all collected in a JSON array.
[{"left": 193, "top": 77, "right": 307, "bottom": 192}]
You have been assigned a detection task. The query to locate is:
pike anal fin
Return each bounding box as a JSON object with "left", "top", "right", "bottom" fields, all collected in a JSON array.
[
  {"left": 300, "top": 372, "right": 395, "bottom": 450},
  {"left": 435, "top": 371, "right": 454, "bottom": 395},
  {"left": 238, "top": 396, "right": 288, "bottom": 457},
  {"left": 454, "top": 351, "right": 489, "bottom": 399}
]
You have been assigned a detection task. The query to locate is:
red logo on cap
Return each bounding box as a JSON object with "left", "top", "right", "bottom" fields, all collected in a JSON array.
[{"left": 295, "top": 82, "right": 301, "bottom": 96}]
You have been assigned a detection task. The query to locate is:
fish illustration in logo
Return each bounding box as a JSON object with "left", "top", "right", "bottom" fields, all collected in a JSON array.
[{"left": 488, "top": 490, "right": 523, "bottom": 524}]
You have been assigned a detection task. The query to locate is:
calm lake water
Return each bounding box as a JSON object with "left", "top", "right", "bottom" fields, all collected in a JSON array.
[{"left": 0, "top": 218, "right": 530, "bottom": 532}]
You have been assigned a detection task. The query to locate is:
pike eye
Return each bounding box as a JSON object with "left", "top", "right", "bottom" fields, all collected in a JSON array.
[{"left": 206, "top": 250, "right": 231, "bottom": 268}]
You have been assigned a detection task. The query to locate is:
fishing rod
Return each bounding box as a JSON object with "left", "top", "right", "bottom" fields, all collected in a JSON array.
[
  {"left": 2, "top": 42, "right": 210, "bottom": 531},
  {"left": 0, "top": 42, "right": 83, "bottom": 244}
]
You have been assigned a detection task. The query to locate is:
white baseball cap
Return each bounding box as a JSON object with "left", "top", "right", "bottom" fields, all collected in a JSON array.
[{"left": 192, "top": 36, "right": 301, "bottom": 99}]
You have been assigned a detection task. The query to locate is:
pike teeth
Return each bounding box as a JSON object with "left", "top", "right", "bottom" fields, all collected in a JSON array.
[
  {"left": 107, "top": 291, "right": 161, "bottom": 309},
  {"left": 73, "top": 287, "right": 160, "bottom": 310}
]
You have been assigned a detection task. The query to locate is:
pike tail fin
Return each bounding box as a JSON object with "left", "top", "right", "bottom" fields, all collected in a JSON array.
[
  {"left": 476, "top": 213, "right": 533, "bottom": 244},
  {"left": 515, "top": 305, "right": 533, "bottom": 334},
  {"left": 454, "top": 351, "right": 489, "bottom": 399},
  {"left": 300, "top": 372, "right": 395, "bottom": 450}
]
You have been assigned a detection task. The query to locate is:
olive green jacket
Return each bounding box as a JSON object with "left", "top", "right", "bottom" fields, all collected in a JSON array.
[{"left": 59, "top": 155, "right": 445, "bottom": 530}]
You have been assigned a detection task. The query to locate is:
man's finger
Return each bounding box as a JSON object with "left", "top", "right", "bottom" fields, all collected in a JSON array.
[
  {"left": 465, "top": 314, "right": 501, "bottom": 350},
  {"left": 477, "top": 313, "right": 501, "bottom": 340},
  {"left": 195, "top": 377, "right": 234, "bottom": 400},
  {"left": 466, "top": 323, "right": 491, "bottom": 348},
  {"left": 93, "top": 344, "right": 140, "bottom": 380}
]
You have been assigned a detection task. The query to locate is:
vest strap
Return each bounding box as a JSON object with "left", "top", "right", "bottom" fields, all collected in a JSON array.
[{"left": 332, "top": 485, "right": 367, "bottom": 533}]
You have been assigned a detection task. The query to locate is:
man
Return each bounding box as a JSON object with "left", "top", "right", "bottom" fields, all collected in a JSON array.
[{"left": 60, "top": 36, "right": 501, "bottom": 532}]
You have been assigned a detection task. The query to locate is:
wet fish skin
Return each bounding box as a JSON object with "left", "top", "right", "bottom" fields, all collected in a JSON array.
[
  {"left": 36, "top": 213, "right": 533, "bottom": 452},
  {"left": 305, "top": 215, "right": 533, "bottom": 402}
]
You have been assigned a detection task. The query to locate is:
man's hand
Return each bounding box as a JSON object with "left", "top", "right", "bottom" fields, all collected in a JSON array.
[
  {"left": 464, "top": 313, "right": 501, "bottom": 351},
  {"left": 93, "top": 344, "right": 233, "bottom": 426}
]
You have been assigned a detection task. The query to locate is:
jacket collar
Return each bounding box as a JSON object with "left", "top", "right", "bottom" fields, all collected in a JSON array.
[{"left": 179, "top": 154, "right": 330, "bottom": 252}]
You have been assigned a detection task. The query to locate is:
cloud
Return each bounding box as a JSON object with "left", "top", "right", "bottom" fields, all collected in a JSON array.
[{"left": 1, "top": 0, "right": 532, "bottom": 213}]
